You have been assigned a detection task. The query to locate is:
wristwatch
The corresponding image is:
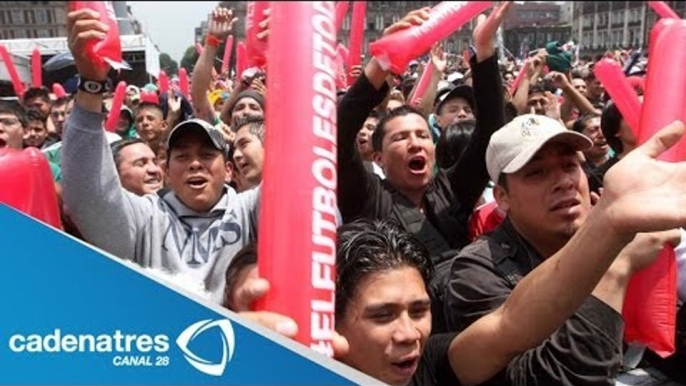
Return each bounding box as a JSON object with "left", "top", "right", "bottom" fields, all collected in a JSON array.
[{"left": 78, "top": 78, "right": 111, "bottom": 94}]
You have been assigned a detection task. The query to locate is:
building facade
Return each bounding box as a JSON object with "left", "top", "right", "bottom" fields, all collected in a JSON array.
[
  {"left": 571, "top": 1, "right": 686, "bottom": 56},
  {"left": 0, "top": 1, "right": 68, "bottom": 40},
  {"left": 502, "top": 2, "right": 571, "bottom": 58},
  {"left": 0, "top": 1, "right": 141, "bottom": 41}
]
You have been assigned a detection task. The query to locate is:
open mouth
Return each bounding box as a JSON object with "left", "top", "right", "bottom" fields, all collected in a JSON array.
[
  {"left": 391, "top": 357, "right": 419, "bottom": 375},
  {"left": 408, "top": 156, "right": 426, "bottom": 173},
  {"left": 186, "top": 176, "right": 208, "bottom": 189},
  {"left": 0, "top": 139, "right": 6, "bottom": 148},
  {"left": 550, "top": 198, "right": 580, "bottom": 212}
]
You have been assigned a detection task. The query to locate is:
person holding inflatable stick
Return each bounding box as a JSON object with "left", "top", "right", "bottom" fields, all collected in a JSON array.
[
  {"left": 227, "top": 117, "right": 686, "bottom": 385},
  {"left": 337, "top": 2, "right": 509, "bottom": 333},
  {"left": 62, "top": 6, "right": 261, "bottom": 304}
]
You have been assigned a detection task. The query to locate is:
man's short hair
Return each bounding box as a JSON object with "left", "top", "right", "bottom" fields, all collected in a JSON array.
[
  {"left": 572, "top": 113, "right": 601, "bottom": 134},
  {"left": 0, "top": 101, "right": 27, "bottom": 127},
  {"left": 601, "top": 102, "right": 624, "bottom": 154},
  {"left": 136, "top": 102, "right": 164, "bottom": 118},
  {"left": 232, "top": 115, "right": 265, "bottom": 142},
  {"left": 336, "top": 219, "right": 434, "bottom": 319},
  {"left": 110, "top": 138, "right": 147, "bottom": 170},
  {"left": 372, "top": 105, "right": 428, "bottom": 153},
  {"left": 25, "top": 108, "right": 47, "bottom": 125},
  {"left": 528, "top": 83, "right": 547, "bottom": 97},
  {"left": 50, "top": 96, "right": 71, "bottom": 112},
  {"left": 22, "top": 87, "right": 50, "bottom": 103}
]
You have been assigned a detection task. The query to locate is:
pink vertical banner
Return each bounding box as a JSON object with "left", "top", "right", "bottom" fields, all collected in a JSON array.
[{"left": 255, "top": 1, "right": 338, "bottom": 357}]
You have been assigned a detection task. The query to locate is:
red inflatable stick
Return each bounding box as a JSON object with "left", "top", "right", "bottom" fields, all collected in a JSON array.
[
  {"left": 593, "top": 59, "right": 642, "bottom": 137},
  {"left": 638, "top": 21, "right": 686, "bottom": 158},
  {"left": 370, "top": 1, "right": 492, "bottom": 74},
  {"left": 221, "top": 35, "right": 234, "bottom": 75},
  {"left": 69, "top": 2, "right": 125, "bottom": 70},
  {"left": 509, "top": 64, "right": 527, "bottom": 96},
  {"left": 246, "top": 1, "right": 269, "bottom": 69},
  {"left": 179, "top": 68, "right": 190, "bottom": 100},
  {"left": 0, "top": 148, "right": 62, "bottom": 230},
  {"left": 256, "top": 1, "right": 338, "bottom": 357},
  {"left": 648, "top": 1, "right": 680, "bottom": 19},
  {"left": 236, "top": 41, "right": 248, "bottom": 79},
  {"left": 624, "top": 19, "right": 686, "bottom": 358},
  {"left": 158, "top": 70, "right": 169, "bottom": 94},
  {"left": 52, "top": 83, "right": 67, "bottom": 98},
  {"left": 346, "top": 1, "right": 366, "bottom": 85},
  {"left": 409, "top": 62, "right": 434, "bottom": 107},
  {"left": 104, "top": 81, "right": 126, "bottom": 132},
  {"left": 31, "top": 48, "right": 42, "bottom": 88},
  {"left": 624, "top": 248, "right": 678, "bottom": 357},
  {"left": 334, "top": 1, "right": 350, "bottom": 34},
  {"left": 0, "top": 44, "right": 25, "bottom": 98}
]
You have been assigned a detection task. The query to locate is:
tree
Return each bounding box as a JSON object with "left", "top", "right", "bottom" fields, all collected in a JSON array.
[
  {"left": 159, "top": 53, "right": 179, "bottom": 76},
  {"left": 180, "top": 46, "right": 199, "bottom": 74}
]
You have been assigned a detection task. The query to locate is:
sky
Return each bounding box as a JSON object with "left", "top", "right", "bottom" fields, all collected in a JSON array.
[{"left": 128, "top": 1, "right": 218, "bottom": 64}]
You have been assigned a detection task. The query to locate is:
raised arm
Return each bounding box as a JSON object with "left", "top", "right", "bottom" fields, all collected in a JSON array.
[
  {"left": 63, "top": 8, "right": 154, "bottom": 260},
  {"left": 192, "top": 7, "right": 237, "bottom": 124},
  {"left": 449, "top": 2, "right": 509, "bottom": 212},
  {"left": 337, "top": 8, "right": 430, "bottom": 221},
  {"left": 449, "top": 121, "right": 686, "bottom": 386}
]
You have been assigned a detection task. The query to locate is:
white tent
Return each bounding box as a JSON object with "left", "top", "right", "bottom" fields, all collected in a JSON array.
[{"left": 0, "top": 34, "right": 161, "bottom": 81}]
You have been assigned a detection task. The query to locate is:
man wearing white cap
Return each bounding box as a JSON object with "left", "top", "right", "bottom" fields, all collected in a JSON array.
[{"left": 444, "top": 114, "right": 683, "bottom": 386}]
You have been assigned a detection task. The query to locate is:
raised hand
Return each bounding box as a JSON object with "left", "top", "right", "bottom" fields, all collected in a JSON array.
[
  {"left": 526, "top": 50, "right": 548, "bottom": 82},
  {"left": 548, "top": 71, "right": 571, "bottom": 91},
  {"left": 600, "top": 121, "right": 686, "bottom": 235},
  {"left": 208, "top": 7, "right": 238, "bottom": 40},
  {"left": 430, "top": 43, "right": 447, "bottom": 73},
  {"left": 382, "top": 7, "right": 430, "bottom": 37},
  {"left": 473, "top": 2, "right": 512, "bottom": 63},
  {"left": 226, "top": 264, "right": 349, "bottom": 357},
  {"left": 543, "top": 91, "right": 561, "bottom": 121},
  {"left": 67, "top": 8, "right": 111, "bottom": 81}
]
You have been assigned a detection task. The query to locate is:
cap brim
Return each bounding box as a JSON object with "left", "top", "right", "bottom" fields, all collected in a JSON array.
[
  {"left": 501, "top": 131, "right": 593, "bottom": 175},
  {"left": 167, "top": 120, "right": 224, "bottom": 153},
  {"left": 435, "top": 85, "right": 475, "bottom": 113}
]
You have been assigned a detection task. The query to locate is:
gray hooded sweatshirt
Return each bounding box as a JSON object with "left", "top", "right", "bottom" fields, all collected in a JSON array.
[{"left": 63, "top": 105, "right": 259, "bottom": 303}]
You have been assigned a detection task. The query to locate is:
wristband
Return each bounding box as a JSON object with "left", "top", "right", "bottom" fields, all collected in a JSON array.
[{"left": 206, "top": 34, "right": 222, "bottom": 48}]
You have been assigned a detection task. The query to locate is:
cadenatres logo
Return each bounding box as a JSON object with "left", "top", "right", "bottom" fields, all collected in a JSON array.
[
  {"left": 176, "top": 319, "right": 235, "bottom": 376},
  {"left": 7, "top": 318, "right": 235, "bottom": 377}
]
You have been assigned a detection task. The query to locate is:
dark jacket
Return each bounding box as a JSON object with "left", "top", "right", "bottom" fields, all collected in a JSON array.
[
  {"left": 337, "top": 55, "right": 505, "bottom": 333},
  {"left": 444, "top": 218, "right": 625, "bottom": 386},
  {"left": 337, "top": 54, "right": 505, "bottom": 259}
]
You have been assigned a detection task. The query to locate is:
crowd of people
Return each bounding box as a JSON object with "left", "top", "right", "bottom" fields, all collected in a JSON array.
[{"left": 2, "top": 2, "right": 686, "bottom": 385}]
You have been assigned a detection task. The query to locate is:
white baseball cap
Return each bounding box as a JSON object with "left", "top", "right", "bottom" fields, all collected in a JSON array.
[{"left": 486, "top": 114, "right": 593, "bottom": 183}]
